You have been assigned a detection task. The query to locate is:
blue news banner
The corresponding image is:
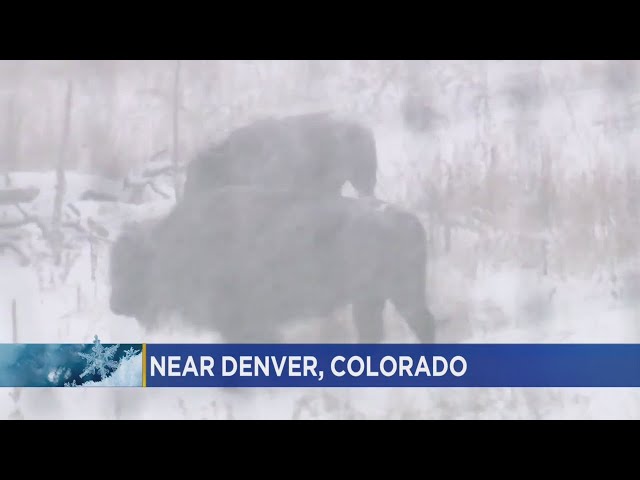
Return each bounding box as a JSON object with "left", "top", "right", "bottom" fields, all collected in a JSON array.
[
  {"left": 1, "top": 338, "right": 640, "bottom": 388},
  {"left": 144, "top": 344, "right": 640, "bottom": 388}
]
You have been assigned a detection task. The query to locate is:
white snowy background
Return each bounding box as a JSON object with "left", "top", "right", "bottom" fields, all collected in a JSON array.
[{"left": 1, "top": 60, "right": 640, "bottom": 419}]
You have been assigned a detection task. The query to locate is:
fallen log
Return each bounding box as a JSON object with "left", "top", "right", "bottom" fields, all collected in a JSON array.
[
  {"left": 80, "top": 190, "right": 119, "bottom": 202},
  {"left": 0, "top": 187, "right": 40, "bottom": 205}
]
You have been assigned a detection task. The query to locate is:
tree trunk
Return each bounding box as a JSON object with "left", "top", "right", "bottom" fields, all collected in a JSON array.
[
  {"left": 3, "top": 95, "right": 22, "bottom": 173},
  {"left": 52, "top": 81, "right": 73, "bottom": 266},
  {"left": 11, "top": 298, "right": 17, "bottom": 343},
  {"left": 9, "top": 298, "right": 23, "bottom": 419},
  {"left": 172, "top": 60, "right": 182, "bottom": 203}
]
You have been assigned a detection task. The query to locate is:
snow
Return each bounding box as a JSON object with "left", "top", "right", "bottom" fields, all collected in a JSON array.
[
  {"left": 2, "top": 60, "right": 640, "bottom": 419},
  {"left": 81, "top": 353, "right": 142, "bottom": 387}
]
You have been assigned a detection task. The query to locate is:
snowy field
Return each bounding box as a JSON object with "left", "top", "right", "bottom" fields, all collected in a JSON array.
[{"left": 2, "top": 60, "right": 640, "bottom": 419}]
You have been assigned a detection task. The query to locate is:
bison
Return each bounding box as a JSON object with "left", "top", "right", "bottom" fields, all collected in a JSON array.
[
  {"left": 109, "top": 186, "right": 435, "bottom": 344},
  {"left": 183, "top": 112, "right": 379, "bottom": 201}
]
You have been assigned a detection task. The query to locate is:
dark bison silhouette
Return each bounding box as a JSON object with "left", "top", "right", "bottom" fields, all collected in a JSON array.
[
  {"left": 183, "top": 112, "right": 379, "bottom": 201},
  {"left": 109, "top": 187, "right": 435, "bottom": 344}
]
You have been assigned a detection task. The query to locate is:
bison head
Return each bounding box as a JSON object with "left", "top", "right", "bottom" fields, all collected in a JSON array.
[
  {"left": 341, "top": 123, "right": 378, "bottom": 197},
  {"left": 109, "top": 223, "right": 154, "bottom": 318}
]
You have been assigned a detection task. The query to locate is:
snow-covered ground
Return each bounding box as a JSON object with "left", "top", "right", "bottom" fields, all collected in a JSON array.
[
  {"left": 2, "top": 60, "right": 640, "bottom": 419},
  {"left": 1, "top": 167, "right": 638, "bottom": 419}
]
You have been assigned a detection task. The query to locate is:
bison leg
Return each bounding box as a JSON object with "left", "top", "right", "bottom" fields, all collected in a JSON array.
[
  {"left": 352, "top": 297, "right": 386, "bottom": 343},
  {"left": 391, "top": 291, "right": 437, "bottom": 343},
  {"left": 236, "top": 328, "right": 280, "bottom": 344},
  {"left": 400, "top": 303, "right": 436, "bottom": 344},
  {"left": 219, "top": 319, "right": 281, "bottom": 344}
]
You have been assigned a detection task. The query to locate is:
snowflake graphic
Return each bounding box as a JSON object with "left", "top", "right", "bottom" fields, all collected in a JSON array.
[
  {"left": 120, "top": 347, "right": 141, "bottom": 364},
  {"left": 78, "top": 335, "right": 120, "bottom": 380}
]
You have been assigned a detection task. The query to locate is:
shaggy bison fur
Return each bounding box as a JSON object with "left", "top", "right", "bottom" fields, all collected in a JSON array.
[
  {"left": 109, "top": 187, "right": 435, "bottom": 343},
  {"left": 183, "top": 112, "right": 379, "bottom": 200}
]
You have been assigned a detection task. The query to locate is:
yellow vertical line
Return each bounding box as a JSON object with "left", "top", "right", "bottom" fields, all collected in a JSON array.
[{"left": 142, "top": 343, "right": 147, "bottom": 388}]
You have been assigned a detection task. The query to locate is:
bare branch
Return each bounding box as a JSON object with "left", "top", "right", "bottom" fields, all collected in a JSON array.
[
  {"left": 0, "top": 216, "right": 39, "bottom": 229},
  {"left": 0, "top": 242, "right": 30, "bottom": 266},
  {"left": 142, "top": 163, "right": 187, "bottom": 178},
  {"left": 142, "top": 165, "right": 173, "bottom": 178},
  {"left": 80, "top": 190, "right": 119, "bottom": 202},
  {"left": 87, "top": 217, "right": 110, "bottom": 238},
  {"left": 149, "top": 148, "right": 169, "bottom": 163},
  {"left": 148, "top": 181, "right": 171, "bottom": 200},
  {"left": 59, "top": 250, "right": 81, "bottom": 283},
  {"left": 66, "top": 203, "right": 81, "bottom": 217},
  {"left": 15, "top": 204, "right": 49, "bottom": 238},
  {"left": 62, "top": 221, "right": 88, "bottom": 234},
  {"left": 371, "top": 62, "right": 401, "bottom": 106}
]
